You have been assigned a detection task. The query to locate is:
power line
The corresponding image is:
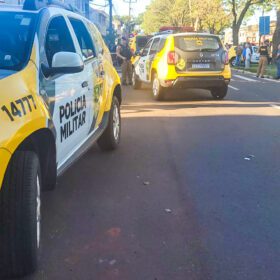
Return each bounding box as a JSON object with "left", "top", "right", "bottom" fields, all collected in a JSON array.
[{"left": 123, "top": 0, "right": 137, "bottom": 19}]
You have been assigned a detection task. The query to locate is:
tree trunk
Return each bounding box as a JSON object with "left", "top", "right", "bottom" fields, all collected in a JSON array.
[
  {"left": 232, "top": 23, "right": 239, "bottom": 45},
  {"left": 273, "top": 9, "right": 280, "bottom": 58}
]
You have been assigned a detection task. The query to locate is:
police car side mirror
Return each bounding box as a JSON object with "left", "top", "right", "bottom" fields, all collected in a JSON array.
[{"left": 43, "top": 52, "right": 84, "bottom": 77}]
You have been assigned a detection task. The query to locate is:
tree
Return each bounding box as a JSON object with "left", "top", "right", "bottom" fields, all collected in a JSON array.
[
  {"left": 225, "top": 0, "right": 270, "bottom": 45},
  {"left": 142, "top": 0, "right": 192, "bottom": 34},
  {"left": 192, "top": 0, "right": 231, "bottom": 34},
  {"left": 272, "top": 2, "right": 280, "bottom": 58},
  {"left": 142, "top": 0, "right": 230, "bottom": 34}
]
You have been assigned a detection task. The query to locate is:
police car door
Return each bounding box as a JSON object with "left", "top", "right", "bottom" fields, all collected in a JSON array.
[
  {"left": 146, "top": 37, "right": 161, "bottom": 82},
  {"left": 39, "top": 15, "right": 89, "bottom": 167},
  {"left": 68, "top": 17, "right": 101, "bottom": 134},
  {"left": 138, "top": 39, "right": 153, "bottom": 82}
]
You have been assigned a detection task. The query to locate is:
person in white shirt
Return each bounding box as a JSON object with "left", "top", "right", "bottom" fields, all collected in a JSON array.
[{"left": 245, "top": 44, "right": 251, "bottom": 69}]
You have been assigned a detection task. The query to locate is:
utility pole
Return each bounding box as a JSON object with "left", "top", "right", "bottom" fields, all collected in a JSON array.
[
  {"left": 123, "top": 0, "right": 137, "bottom": 34},
  {"left": 108, "top": 0, "right": 113, "bottom": 39}
]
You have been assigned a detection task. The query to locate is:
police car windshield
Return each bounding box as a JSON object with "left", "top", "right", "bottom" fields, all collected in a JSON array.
[
  {"left": 0, "top": 12, "right": 36, "bottom": 71},
  {"left": 175, "top": 36, "right": 221, "bottom": 52}
]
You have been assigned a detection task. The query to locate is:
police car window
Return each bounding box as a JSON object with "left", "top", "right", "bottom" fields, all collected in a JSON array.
[
  {"left": 175, "top": 36, "right": 221, "bottom": 52},
  {"left": 87, "top": 23, "right": 103, "bottom": 55},
  {"left": 142, "top": 40, "right": 152, "bottom": 56},
  {"left": 69, "top": 18, "right": 96, "bottom": 61},
  {"left": 45, "top": 16, "right": 75, "bottom": 66},
  {"left": 149, "top": 38, "right": 160, "bottom": 55},
  {"left": 158, "top": 38, "right": 166, "bottom": 52},
  {"left": 0, "top": 12, "right": 36, "bottom": 71}
]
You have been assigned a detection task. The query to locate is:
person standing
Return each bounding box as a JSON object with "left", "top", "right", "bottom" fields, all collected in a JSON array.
[
  {"left": 276, "top": 43, "right": 280, "bottom": 80},
  {"left": 245, "top": 44, "right": 251, "bottom": 69},
  {"left": 116, "top": 37, "right": 133, "bottom": 86},
  {"left": 257, "top": 40, "right": 269, "bottom": 78},
  {"left": 235, "top": 45, "right": 243, "bottom": 67}
]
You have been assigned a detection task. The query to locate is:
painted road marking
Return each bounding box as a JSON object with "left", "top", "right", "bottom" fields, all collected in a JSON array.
[
  {"left": 263, "top": 78, "right": 280, "bottom": 83},
  {"left": 228, "top": 85, "right": 239, "bottom": 91},
  {"left": 270, "top": 104, "right": 280, "bottom": 110},
  {"left": 234, "top": 75, "right": 258, "bottom": 82}
]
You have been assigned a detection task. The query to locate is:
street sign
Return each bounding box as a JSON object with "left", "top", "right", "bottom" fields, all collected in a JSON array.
[{"left": 259, "top": 16, "right": 270, "bottom": 35}]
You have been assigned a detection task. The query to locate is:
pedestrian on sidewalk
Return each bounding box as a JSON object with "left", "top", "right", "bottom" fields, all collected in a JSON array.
[
  {"left": 116, "top": 37, "right": 133, "bottom": 86},
  {"left": 245, "top": 44, "right": 251, "bottom": 69},
  {"left": 257, "top": 40, "right": 269, "bottom": 78},
  {"left": 235, "top": 45, "right": 243, "bottom": 67},
  {"left": 276, "top": 43, "right": 280, "bottom": 80}
]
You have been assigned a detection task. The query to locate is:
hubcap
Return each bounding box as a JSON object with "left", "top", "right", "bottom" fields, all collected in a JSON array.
[
  {"left": 113, "top": 103, "right": 120, "bottom": 141},
  {"left": 36, "top": 176, "right": 41, "bottom": 249},
  {"left": 153, "top": 78, "right": 159, "bottom": 96}
]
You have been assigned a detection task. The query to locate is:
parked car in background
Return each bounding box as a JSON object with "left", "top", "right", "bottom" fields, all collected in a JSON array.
[{"left": 229, "top": 45, "right": 260, "bottom": 67}]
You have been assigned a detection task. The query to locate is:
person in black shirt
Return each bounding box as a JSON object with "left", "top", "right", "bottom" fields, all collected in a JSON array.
[
  {"left": 257, "top": 40, "right": 269, "bottom": 78},
  {"left": 116, "top": 37, "right": 133, "bottom": 85}
]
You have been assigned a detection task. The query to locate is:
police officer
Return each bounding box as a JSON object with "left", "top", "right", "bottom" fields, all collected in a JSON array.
[
  {"left": 116, "top": 37, "right": 133, "bottom": 86},
  {"left": 257, "top": 40, "right": 270, "bottom": 78}
]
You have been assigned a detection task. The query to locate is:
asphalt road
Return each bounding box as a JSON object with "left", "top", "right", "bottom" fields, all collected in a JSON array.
[{"left": 25, "top": 71, "right": 280, "bottom": 280}]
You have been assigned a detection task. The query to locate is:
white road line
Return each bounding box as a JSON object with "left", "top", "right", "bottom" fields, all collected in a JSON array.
[
  {"left": 228, "top": 85, "right": 239, "bottom": 91},
  {"left": 234, "top": 75, "right": 258, "bottom": 82},
  {"left": 270, "top": 104, "right": 280, "bottom": 110},
  {"left": 263, "top": 78, "right": 280, "bottom": 83},
  {"left": 231, "top": 78, "right": 236, "bottom": 81}
]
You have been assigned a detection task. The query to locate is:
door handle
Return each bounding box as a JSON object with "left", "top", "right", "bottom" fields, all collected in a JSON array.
[{"left": 82, "top": 81, "right": 88, "bottom": 88}]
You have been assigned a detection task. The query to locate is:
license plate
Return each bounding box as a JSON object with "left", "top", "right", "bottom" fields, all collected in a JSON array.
[{"left": 192, "top": 64, "right": 210, "bottom": 69}]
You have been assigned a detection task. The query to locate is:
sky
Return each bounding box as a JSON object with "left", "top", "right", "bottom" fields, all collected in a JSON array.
[
  {"left": 114, "top": 0, "right": 151, "bottom": 16},
  {"left": 90, "top": 0, "right": 151, "bottom": 17},
  {"left": 90, "top": 0, "right": 276, "bottom": 24}
]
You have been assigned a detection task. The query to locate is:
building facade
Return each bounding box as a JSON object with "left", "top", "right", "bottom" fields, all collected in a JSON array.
[{"left": 225, "top": 20, "right": 276, "bottom": 45}]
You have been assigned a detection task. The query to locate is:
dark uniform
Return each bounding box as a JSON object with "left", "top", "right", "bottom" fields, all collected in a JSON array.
[
  {"left": 117, "top": 42, "right": 133, "bottom": 85},
  {"left": 257, "top": 45, "right": 269, "bottom": 78}
]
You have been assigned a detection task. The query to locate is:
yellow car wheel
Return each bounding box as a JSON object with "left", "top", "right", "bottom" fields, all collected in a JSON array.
[
  {"left": 211, "top": 85, "right": 228, "bottom": 100},
  {"left": 98, "top": 96, "right": 121, "bottom": 150},
  {"left": 132, "top": 69, "right": 141, "bottom": 90},
  {"left": 0, "top": 151, "right": 41, "bottom": 278},
  {"left": 152, "top": 73, "right": 165, "bottom": 101}
]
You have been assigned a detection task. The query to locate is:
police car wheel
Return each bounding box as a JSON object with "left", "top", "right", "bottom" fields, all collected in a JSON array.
[
  {"left": 98, "top": 96, "right": 121, "bottom": 150},
  {"left": 0, "top": 151, "right": 41, "bottom": 278},
  {"left": 152, "top": 73, "right": 165, "bottom": 101},
  {"left": 132, "top": 70, "right": 141, "bottom": 90},
  {"left": 211, "top": 86, "right": 228, "bottom": 100}
]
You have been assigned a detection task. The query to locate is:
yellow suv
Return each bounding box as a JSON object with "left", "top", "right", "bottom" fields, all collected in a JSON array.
[
  {"left": 132, "top": 33, "right": 231, "bottom": 100},
  {"left": 0, "top": 3, "right": 121, "bottom": 278}
]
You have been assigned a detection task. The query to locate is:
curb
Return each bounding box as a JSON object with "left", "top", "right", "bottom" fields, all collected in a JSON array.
[{"left": 233, "top": 68, "right": 274, "bottom": 79}]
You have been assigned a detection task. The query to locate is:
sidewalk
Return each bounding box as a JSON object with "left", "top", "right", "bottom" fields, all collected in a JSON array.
[{"left": 232, "top": 64, "right": 277, "bottom": 79}]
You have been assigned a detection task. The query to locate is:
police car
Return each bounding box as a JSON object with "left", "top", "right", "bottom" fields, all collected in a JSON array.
[
  {"left": 132, "top": 32, "right": 231, "bottom": 100},
  {"left": 0, "top": 0, "right": 121, "bottom": 277}
]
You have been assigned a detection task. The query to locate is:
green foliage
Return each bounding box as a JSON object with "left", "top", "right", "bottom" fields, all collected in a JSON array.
[{"left": 142, "top": 0, "right": 230, "bottom": 34}]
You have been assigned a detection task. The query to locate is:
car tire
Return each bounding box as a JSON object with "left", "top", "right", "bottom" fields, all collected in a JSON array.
[
  {"left": 0, "top": 151, "right": 41, "bottom": 278},
  {"left": 211, "top": 86, "right": 228, "bottom": 100},
  {"left": 132, "top": 69, "right": 141, "bottom": 90},
  {"left": 152, "top": 73, "right": 165, "bottom": 101},
  {"left": 98, "top": 96, "right": 121, "bottom": 150}
]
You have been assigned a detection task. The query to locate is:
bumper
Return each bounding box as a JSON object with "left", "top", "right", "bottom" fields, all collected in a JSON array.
[{"left": 162, "top": 76, "right": 230, "bottom": 89}]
